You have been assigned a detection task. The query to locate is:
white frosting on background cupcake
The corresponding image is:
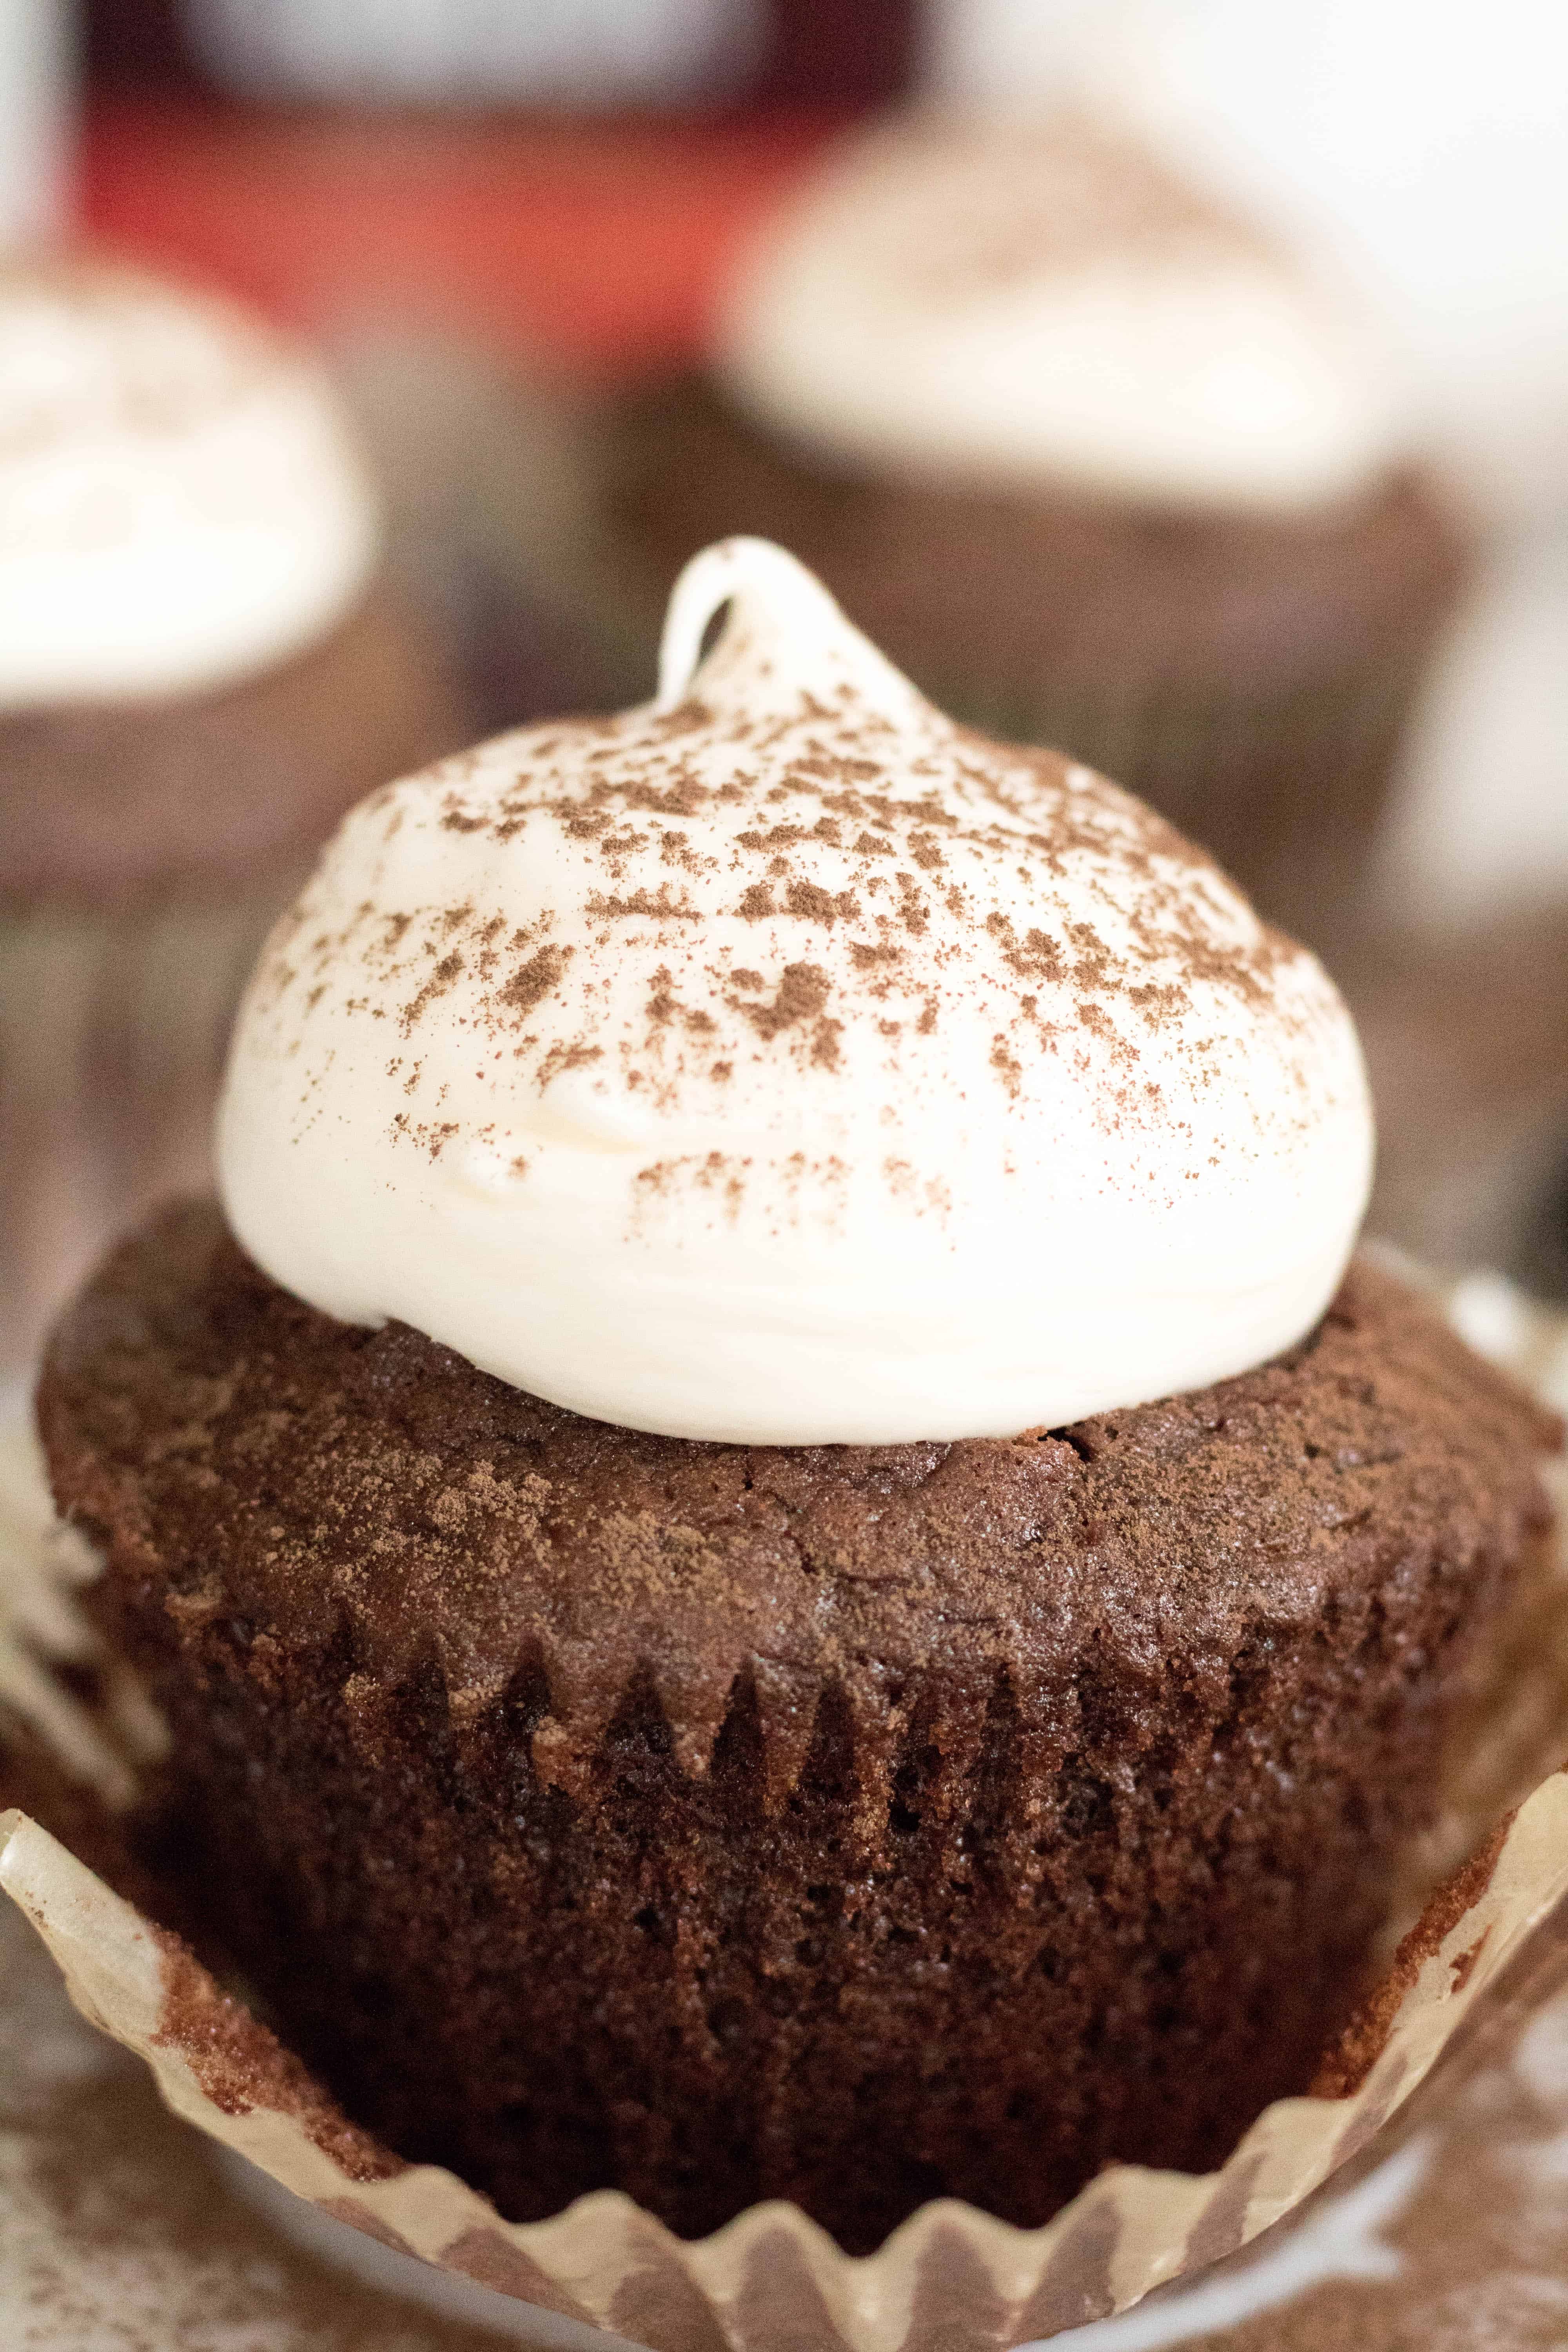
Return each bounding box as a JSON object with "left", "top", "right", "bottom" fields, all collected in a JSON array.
[
  {"left": 218, "top": 539, "right": 1374, "bottom": 1445},
  {"left": 716, "top": 115, "right": 1414, "bottom": 514},
  {"left": 0, "top": 260, "right": 380, "bottom": 709}
]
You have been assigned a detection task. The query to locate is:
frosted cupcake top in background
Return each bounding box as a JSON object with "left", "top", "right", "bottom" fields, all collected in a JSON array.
[
  {"left": 0, "top": 258, "right": 381, "bottom": 710},
  {"left": 716, "top": 113, "right": 1418, "bottom": 515}
]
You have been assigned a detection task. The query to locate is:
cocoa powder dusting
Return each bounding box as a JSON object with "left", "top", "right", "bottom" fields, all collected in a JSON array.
[
  {"left": 262, "top": 669, "right": 1323, "bottom": 1220},
  {"left": 739, "top": 961, "right": 833, "bottom": 1042},
  {"left": 887, "top": 112, "right": 1279, "bottom": 308}
]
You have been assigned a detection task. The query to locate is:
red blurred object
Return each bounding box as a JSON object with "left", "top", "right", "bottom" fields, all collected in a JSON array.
[{"left": 79, "top": 96, "right": 846, "bottom": 377}]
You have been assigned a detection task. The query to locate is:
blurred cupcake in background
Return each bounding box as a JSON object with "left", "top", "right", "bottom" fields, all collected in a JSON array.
[
  {"left": 604, "top": 112, "right": 1470, "bottom": 942},
  {"left": 0, "top": 256, "right": 469, "bottom": 1370}
]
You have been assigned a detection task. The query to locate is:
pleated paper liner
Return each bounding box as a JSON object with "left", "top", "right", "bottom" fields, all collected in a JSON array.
[{"left": 4, "top": 1272, "right": 1568, "bottom": 2352}]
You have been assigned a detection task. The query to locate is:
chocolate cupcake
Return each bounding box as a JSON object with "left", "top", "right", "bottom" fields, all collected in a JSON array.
[
  {"left": 602, "top": 114, "right": 1468, "bottom": 942},
  {"left": 36, "top": 543, "right": 1555, "bottom": 2254},
  {"left": 0, "top": 258, "right": 468, "bottom": 1370}
]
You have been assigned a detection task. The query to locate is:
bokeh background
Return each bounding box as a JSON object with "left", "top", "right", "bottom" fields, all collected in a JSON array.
[{"left": 6, "top": 12, "right": 1568, "bottom": 2348}]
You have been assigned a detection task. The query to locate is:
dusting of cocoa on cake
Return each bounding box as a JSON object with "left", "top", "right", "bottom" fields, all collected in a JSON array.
[
  {"left": 256, "top": 675, "right": 1308, "bottom": 1218},
  {"left": 873, "top": 114, "right": 1276, "bottom": 309}
]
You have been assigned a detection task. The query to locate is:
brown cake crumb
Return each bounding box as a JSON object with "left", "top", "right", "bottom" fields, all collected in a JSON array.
[{"left": 36, "top": 1204, "right": 1558, "bottom": 2252}]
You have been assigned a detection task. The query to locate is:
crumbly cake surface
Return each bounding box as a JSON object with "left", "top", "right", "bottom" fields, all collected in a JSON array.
[{"left": 38, "top": 1203, "right": 1557, "bottom": 2249}]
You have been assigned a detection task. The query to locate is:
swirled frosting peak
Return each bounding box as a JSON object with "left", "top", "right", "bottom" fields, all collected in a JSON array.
[{"left": 218, "top": 538, "right": 1373, "bottom": 1443}]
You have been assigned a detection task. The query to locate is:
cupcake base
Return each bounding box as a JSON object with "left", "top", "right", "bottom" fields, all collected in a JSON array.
[{"left": 37, "top": 1205, "right": 1557, "bottom": 2253}]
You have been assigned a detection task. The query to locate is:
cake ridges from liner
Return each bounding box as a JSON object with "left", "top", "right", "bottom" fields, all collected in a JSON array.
[{"left": 39, "top": 1200, "right": 1558, "bottom": 1781}]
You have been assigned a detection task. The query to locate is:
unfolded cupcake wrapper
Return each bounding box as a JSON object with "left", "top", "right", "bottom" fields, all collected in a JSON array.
[
  {"left": 0, "top": 893, "right": 283, "bottom": 1374},
  {"left": 4, "top": 1270, "right": 1568, "bottom": 2352}
]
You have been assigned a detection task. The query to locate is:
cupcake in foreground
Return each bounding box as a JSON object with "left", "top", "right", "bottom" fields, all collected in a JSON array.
[
  {"left": 604, "top": 113, "right": 1469, "bottom": 939},
  {"left": 37, "top": 542, "right": 1555, "bottom": 2254},
  {"left": 0, "top": 256, "right": 468, "bottom": 1367}
]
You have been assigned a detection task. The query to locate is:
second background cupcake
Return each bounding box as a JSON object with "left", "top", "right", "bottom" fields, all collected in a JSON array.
[{"left": 600, "top": 109, "right": 1470, "bottom": 949}]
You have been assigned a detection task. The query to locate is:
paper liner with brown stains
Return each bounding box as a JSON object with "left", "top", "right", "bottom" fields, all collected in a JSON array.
[
  {"left": 4, "top": 1789, "right": 1567, "bottom": 2352},
  {"left": 5, "top": 1269, "right": 1568, "bottom": 2352}
]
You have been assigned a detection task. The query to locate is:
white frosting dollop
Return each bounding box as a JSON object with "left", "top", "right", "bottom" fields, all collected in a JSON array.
[
  {"left": 0, "top": 259, "right": 381, "bottom": 708},
  {"left": 218, "top": 539, "right": 1374, "bottom": 1445},
  {"left": 717, "top": 116, "right": 1414, "bottom": 514}
]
